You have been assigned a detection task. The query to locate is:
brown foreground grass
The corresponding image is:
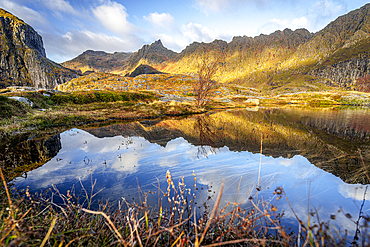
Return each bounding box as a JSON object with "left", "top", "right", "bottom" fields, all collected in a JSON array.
[{"left": 1, "top": 165, "right": 369, "bottom": 247}]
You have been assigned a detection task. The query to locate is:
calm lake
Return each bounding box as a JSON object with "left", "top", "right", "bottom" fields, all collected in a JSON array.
[{"left": 4, "top": 106, "right": 370, "bottom": 238}]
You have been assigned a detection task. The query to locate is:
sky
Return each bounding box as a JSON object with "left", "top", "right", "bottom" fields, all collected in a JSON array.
[{"left": 1, "top": 0, "right": 369, "bottom": 63}]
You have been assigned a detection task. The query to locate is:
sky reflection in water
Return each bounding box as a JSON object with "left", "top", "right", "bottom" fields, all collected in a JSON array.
[{"left": 14, "top": 127, "right": 370, "bottom": 235}]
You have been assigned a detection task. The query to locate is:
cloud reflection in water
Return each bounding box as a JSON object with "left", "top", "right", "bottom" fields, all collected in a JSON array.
[{"left": 13, "top": 128, "right": 370, "bottom": 235}]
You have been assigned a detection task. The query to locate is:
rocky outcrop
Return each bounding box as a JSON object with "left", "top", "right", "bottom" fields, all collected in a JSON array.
[
  {"left": 228, "top": 28, "right": 312, "bottom": 52},
  {"left": 127, "top": 64, "right": 164, "bottom": 77},
  {"left": 309, "top": 56, "right": 370, "bottom": 88},
  {"left": 127, "top": 39, "right": 178, "bottom": 69},
  {"left": 298, "top": 3, "right": 370, "bottom": 59},
  {"left": 0, "top": 8, "right": 80, "bottom": 89}
]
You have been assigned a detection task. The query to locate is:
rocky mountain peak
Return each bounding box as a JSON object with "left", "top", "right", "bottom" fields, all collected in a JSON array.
[
  {"left": 125, "top": 40, "right": 178, "bottom": 70},
  {"left": 150, "top": 39, "right": 164, "bottom": 48},
  {"left": 0, "top": 8, "right": 79, "bottom": 89},
  {"left": 82, "top": 50, "right": 107, "bottom": 56},
  {"left": 0, "top": 8, "right": 46, "bottom": 57}
]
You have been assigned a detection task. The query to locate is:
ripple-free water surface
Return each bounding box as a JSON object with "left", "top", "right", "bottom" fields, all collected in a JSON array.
[{"left": 10, "top": 107, "right": 370, "bottom": 238}]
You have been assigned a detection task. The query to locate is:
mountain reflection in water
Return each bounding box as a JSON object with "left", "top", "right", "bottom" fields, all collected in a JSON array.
[{"left": 11, "top": 107, "right": 370, "bottom": 235}]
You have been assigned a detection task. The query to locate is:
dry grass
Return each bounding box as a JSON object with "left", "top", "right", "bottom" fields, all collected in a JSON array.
[{"left": 1, "top": 164, "right": 369, "bottom": 246}]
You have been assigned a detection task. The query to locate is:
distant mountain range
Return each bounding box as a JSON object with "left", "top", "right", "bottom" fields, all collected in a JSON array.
[
  {"left": 62, "top": 3, "right": 370, "bottom": 92},
  {"left": 1, "top": 4, "right": 370, "bottom": 91}
]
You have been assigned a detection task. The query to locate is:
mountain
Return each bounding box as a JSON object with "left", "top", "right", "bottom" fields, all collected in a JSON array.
[
  {"left": 0, "top": 8, "right": 80, "bottom": 89},
  {"left": 62, "top": 3, "right": 370, "bottom": 92},
  {"left": 303, "top": 4, "right": 370, "bottom": 88},
  {"left": 62, "top": 39, "right": 178, "bottom": 76},
  {"left": 61, "top": 50, "right": 132, "bottom": 74},
  {"left": 125, "top": 39, "right": 178, "bottom": 70}
]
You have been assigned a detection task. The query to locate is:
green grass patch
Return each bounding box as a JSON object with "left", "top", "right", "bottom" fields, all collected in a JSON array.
[
  {"left": 0, "top": 95, "right": 29, "bottom": 119},
  {"left": 51, "top": 90, "right": 157, "bottom": 105}
]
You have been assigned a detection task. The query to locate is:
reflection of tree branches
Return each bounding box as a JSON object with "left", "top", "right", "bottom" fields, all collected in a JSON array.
[{"left": 194, "top": 115, "right": 217, "bottom": 158}]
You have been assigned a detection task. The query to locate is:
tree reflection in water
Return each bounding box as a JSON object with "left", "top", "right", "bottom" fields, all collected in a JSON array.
[{"left": 193, "top": 115, "right": 217, "bottom": 158}]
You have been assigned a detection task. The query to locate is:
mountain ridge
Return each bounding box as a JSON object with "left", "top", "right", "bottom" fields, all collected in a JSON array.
[
  {"left": 3, "top": 3, "right": 370, "bottom": 92},
  {"left": 62, "top": 4, "right": 370, "bottom": 92}
]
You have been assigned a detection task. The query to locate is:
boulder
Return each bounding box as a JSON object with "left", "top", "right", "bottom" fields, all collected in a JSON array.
[
  {"left": 245, "top": 98, "right": 260, "bottom": 105},
  {"left": 8, "top": 96, "right": 34, "bottom": 107}
]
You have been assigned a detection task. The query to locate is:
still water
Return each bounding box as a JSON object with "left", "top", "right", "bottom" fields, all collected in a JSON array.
[{"left": 9, "top": 107, "right": 370, "bottom": 237}]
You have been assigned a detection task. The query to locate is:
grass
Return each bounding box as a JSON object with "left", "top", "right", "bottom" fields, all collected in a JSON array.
[
  {"left": 1, "top": 165, "right": 369, "bottom": 246},
  {"left": 0, "top": 90, "right": 207, "bottom": 136},
  {"left": 2, "top": 88, "right": 370, "bottom": 139},
  {"left": 0, "top": 95, "right": 30, "bottom": 119}
]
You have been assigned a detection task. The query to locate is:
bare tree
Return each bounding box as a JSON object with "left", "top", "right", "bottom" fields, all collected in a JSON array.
[{"left": 193, "top": 47, "right": 225, "bottom": 106}]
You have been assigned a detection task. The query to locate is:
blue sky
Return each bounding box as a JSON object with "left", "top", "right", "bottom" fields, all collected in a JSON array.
[{"left": 1, "top": 0, "right": 368, "bottom": 63}]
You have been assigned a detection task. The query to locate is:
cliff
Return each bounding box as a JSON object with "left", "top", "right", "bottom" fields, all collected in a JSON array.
[{"left": 0, "top": 8, "right": 80, "bottom": 89}]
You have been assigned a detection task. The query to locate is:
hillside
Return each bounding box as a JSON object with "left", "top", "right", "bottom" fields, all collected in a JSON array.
[
  {"left": 55, "top": 72, "right": 201, "bottom": 97},
  {"left": 0, "top": 8, "right": 80, "bottom": 89},
  {"left": 61, "top": 50, "right": 132, "bottom": 74},
  {"left": 62, "top": 3, "right": 370, "bottom": 93}
]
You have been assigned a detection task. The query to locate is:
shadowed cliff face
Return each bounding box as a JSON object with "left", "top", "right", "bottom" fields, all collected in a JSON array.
[
  {"left": 0, "top": 8, "right": 80, "bottom": 89},
  {"left": 84, "top": 108, "right": 370, "bottom": 184}
]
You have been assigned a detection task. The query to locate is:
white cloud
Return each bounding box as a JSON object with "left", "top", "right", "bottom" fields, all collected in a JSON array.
[
  {"left": 144, "top": 12, "right": 175, "bottom": 28},
  {"left": 194, "top": 0, "right": 268, "bottom": 13},
  {"left": 42, "top": 30, "right": 143, "bottom": 63},
  {"left": 257, "top": 16, "right": 310, "bottom": 35},
  {"left": 0, "top": 0, "right": 49, "bottom": 28},
  {"left": 92, "top": 0, "right": 136, "bottom": 35},
  {"left": 194, "top": 0, "right": 238, "bottom": 13},
  {"left": 39, "top": 0, "right": 78, "bottom": 15},
  {"left": 271, "top": 17, "right": 310, "bottom": 29},
  {"left": 156, "top": 34, "right": 182, "bottom": 49},
  {"left": 312, "top": 0, "right": 345, "bottom": 18},
  {"left": 309, "top": 0, "right": 346, "bottom": 31},
  {"left": 182, "top": 22, "right": 223, "bottom": 43}
]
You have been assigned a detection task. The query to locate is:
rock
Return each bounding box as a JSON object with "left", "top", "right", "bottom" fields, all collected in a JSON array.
[
  {"left": 8, "top": 96, "right": 34, "bottom": 107},
  {"left": 246, "top": 106, "right": 259, "bottom": 112},
  {"left": 127, "top": 64, "right": 164, "bottom": 77},
  {"left": 161, "top": 94, "right": 195, "bottom": 102},
  {"left": 219, "top": 98, "right": 233, "bottom": 103},
  {"left": 309, "top": 56, "right": 370, "bottom": 88},
  {"left": 245, "top": 98, "right": 260, "bottom": 105}
]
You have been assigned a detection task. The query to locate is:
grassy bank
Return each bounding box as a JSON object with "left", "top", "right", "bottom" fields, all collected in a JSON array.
[
  {"left": 0, "top": 90, "right": 205, "bottom": 136},
  {"left": 1, "top": 89, "right": 370, "bottom": 137},
  {"left": 1, "top": 167, "right": 367, "bottom": 246}
]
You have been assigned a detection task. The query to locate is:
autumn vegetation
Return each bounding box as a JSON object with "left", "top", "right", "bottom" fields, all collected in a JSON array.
[{"left": 2, "top": 164, "right": 369, "bottom": 246}]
